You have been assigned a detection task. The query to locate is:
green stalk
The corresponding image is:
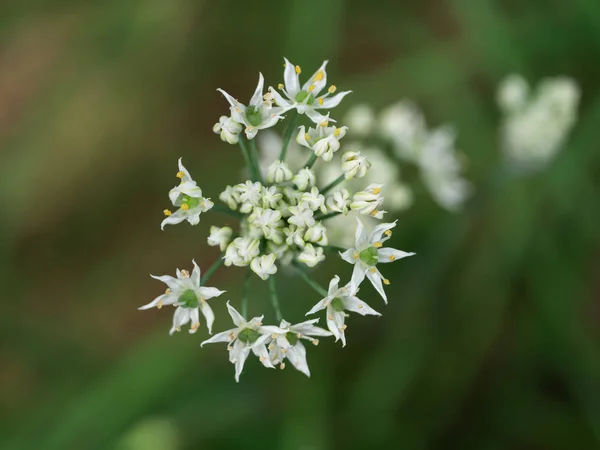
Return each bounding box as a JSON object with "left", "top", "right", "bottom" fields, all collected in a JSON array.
[
  {"left": 314, "top": 211, "right": 341, "bottom": 221},
  {"left": 241, "top": 268, "right": 252, "bottom": 318},
  {"left": 279, "top": 110, "right": 299, "bottom": 161},
  {"left": 200, "top": 255, "right": 225, "bottom": 285},
  {"left": 268, "top": 276, "right": 283, "bottom": 321},
  {"left": 304, "top": 153, "right": 318, "bottom": 169},
  {"left": 249, "top": 138, "right": 265, "bottom": 183},
  {"left": 318, "top": 245, "right": 347, "bottom": 253},
  {"left": 321, "top": 174, "right": 346, "bottom": 194},
  {"left": 212, "top": 204, "right": 244, "bottom": 219},
  {"left": 293, "top": 261, "right": 328, "bottom": 297},
  {"left": 238, "top": 138, "right": 255, "bottom": 180}
]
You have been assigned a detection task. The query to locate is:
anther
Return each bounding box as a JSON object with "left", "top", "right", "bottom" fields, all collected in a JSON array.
[
  {"left": 260, "top": 356, "right": 266, "bottom": 362},
  {"left": 328, "top": 85, "right": 337, "bottom": 93},
  {"left": 176, "top": 171, "right": 185, "bottom": 179},
  {"left": 295, "top": 65, "right": 301, "bottom": 74},
  {"left": 165, "top": 288, "right": 171, "bottom": 294},
  {"left": 320, "top": 120, "right": 329, "bottom": 127},
  {"left": 305, "top": 133, "right": 311, "bottom": 141},
  {"left": 385, "top": 230, "right": 392, "bottom": 237},
  {"left": 191, "top": 322, "right": 200, "bottom": 331},
  {"left": 372, "top": 187, "right": 381, "bottom": 195},
  {"left": 157, "top": 300, "right": 163, "bottom": 309},
  {"left": 271, "top": 333, "right": 278, "bottom": 339},
  {"left": 389, "top": 255, "right": 396, "bottom": 261},
  {"left": 333, "top": 128, "right": 341, "bottom": 137},
  {"left": 180, "top": 269, "right": 190, "bottom": 278},
  {"left": 280, "top": 363, "right": 286, "bottom": 369},
  {"left": 370, "top": 267, "right": 376, "bottom": 273},
  {"left": 328, "top": 315, "right": 334, "bottom": 320},
  {"left": 163, "top": 209, "right": 172, "bottom": 216},
  {"left": 181, "top": 204, "right": 189, "bottom": 211},
  {"left": 308, "top": 84, "right": 315, "bottom": 92},
  {"left": 200, "top": 296, "right": 206, "bottom": 303},
  {"left": 278, "top": 83, "right": 284, "bottom": 90},
  {"left": 373, "top": 242, "right": 383, "bottom": 248},
  {"left": 318, "top": 97, "right": 324, "bottom": 105},
  {"left": 314, "top": 71, "right": 324, "bottom": 81},
  {"left": 353, "top": 252, "right": 359, "bottom": 259},
  {"left": 383, "top": 279, "right": 390, "bottom": 285},
  {"left": 312, "top": 339, "right": 319, "bottom": 346},
  {"left": 340, "top": 324, "right": 347, "bottom": 331},
  {"left": 370, "top": 210, "right": 379, "bottom": 216}
]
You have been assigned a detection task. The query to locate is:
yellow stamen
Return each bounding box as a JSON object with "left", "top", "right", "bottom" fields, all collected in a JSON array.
[
  {"left": 314, "top": 71, "right": 324, "bottom": 81},
  {"left": 340, "top": 324, "right": 347, "bottom": 331},
  {"left": 191, "top": 322, "right": 200, "bottom": 331},
  {"left": 163, "top": 209, "right": 172, "bottom": 216},
  {"left": 318, "top": 97, "right": 324, "bottom": 105},
  {"left": 227, "top": 345, "right": 233, "bottom": 351},
  {"left": 328, "top": 315, "right": 334, "bottom": 320},
  {"left": 271, "top": 333, "right": 278, "bottom": 339},
  {"left": 353, "top": 252, "right": 359, "bottom": 259},
  {"left": 201, "top": 201, "right": 206, "bottom": 207},
  {"left": 308, "top": 84, "right": 315, "bottom": 92},
  {"left": 297, "top": 333, "right": 302, "bottom": 338},
  {"left": 165, "top": 288, "right": 171, "bottom": 294},
  {"left": 372, "top": 187, "right": 381, "bottom": 195},
  {"left": 383, "top": 279, "right": 390, "bottom": 285},
  {"left": 200, "top": 296, "right": 206, "bottom": 303},
  {"left": 358, "top": 304, "right": 363, "bottom": 309},
  {"left": 259, "top": 356, "right": 266, "bottom": 362},
  {"left": 278, "top": 83, "right": 284, "bottom": 90},
  {"left": 268, "top": 343, "right": 274, "bottom": 350},
  {"left": 385, "top": 230, "right": 392, "bottom": 237},
  {"left": 370, "top": 210, "right": 379, "bottom": 217},
  {"left": 295, "top": 65, "right": 301, "bottom": 74},
  {"left": 176, "top": 171, "right": 185, "bottom": 179},
  {"left": 180, "top": 204, "right": 189, "bottom": 211},
  {"left": 312, "top": 339, "right": 319, "bottom": 346},
  {"left": 176, "top": 327, "right": 181, "bottom": 332},
  {"left": 373, "top": 242, "right": 383, "bottom": 248},
  {"left": 305, "top": 133, "right": 311, "bottom": 141},
  {"left": 180, "top": 269, "right": 190, "bottom": 278},
  {"left": 320, "top": 120, "right": 329, "bottom": 127},
  {"left": 370, "top": 267, "right": 376, "bottom": 273},
  {"left": 157, "top": 300, "right": 163, "bottom": 309},
  {"left": 328, "top": 85, "right": 337, "bottom": 93},
  {"left": 333, "top": 128, "right": 341, "bottom": 137},
  {"left": 389, "top": 255, "right": 396, "bottom": 262},
  {"left": 281, "top": 348, "right": 287, "bottom": 353},
  {"left": 280, "top": 363, "right": 286, "bottom": 369}
]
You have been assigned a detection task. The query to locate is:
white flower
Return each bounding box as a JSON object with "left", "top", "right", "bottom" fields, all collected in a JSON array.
[
  {"left": 297, "top": 243, "right": 325, "bottom": 267},
  {"left": 379, "top": 101, "right": 426, "bottom": 163},
  {"left": 207, "top": 226, "right": 232, "bottom": 251},
  {"left": 139, "top": 260, "right": 225, "bottom": 335},
  {"left": 303, "top": 223, "right": 328, "bottom": 246},
  {"left": 341, "top": 151, "right": 371, "bottom": 180},
  {"left": 299, "top": 187, "right": 327, "bottom": 213},
  {"left": 237, "top": 180, "right": 263, "bottom": 213},
  {"left": 213, "top": 115, "right": 242, "bottom": 144},
  {"left": 284, "top": 225, "right": 306, "bottom": 248},
  {"left": 248, "top": 207, "right": 284, "bottom": 243},
  {"left": 288, "top": 205, "right": 316, "bottom": 228},
  {"left": 292, "top": 168, "right": 316, "bottom": 191},
  {"left": 497, "top": 74, "right": 529, "bottom": 114},
  {"left": 306, "top": 276, "right": 380, "bottom": 346},
  {"left": 223, "top": 237, "right": 260, "bottom": 267},
  {"left": 325, "top": 189, "right": 350, "bottom": 214},
  {"left": 296, "top": 121, "right": 348, "bottom": 162},
  {"left": 266, "top": 160, "right": 293, "bottom": 183},
  {"left": 201, "top": 302, "right": 284, "bottom": 382},
  {"left": 267, "top": 241, "right": 294, "bottom": 265},
  {"left": 261, "top": 185, "right": 283, "bottom": 209},
  {"left": 250, "top": 254, "right": 278, "bottom": 280},
  {"left": 344, "top": 104, "right": 375, "bottom": 137},
  {"left": 219, "top": 185, "right": 242, "bottom": 210},
  {"left": 161, "top": 158, "right": 214, "bottom": 230},
  {"left": 218, "top": 73, "right": 287, "bottom": 139},
  {"left": 340, "top": 219, "right": 415, "bottom": 303},
  {"left": 350, "top": 183, "right": 384, "bottom": 217},
  {"left": 267, "top": 319, "right": 332, "bottom": 375},
  {"left": 268, "top": 58, "right": 352, "bottom": 124}
]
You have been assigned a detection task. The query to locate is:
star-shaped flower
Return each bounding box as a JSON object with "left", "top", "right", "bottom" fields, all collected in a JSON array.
[
  {"left": 340, "top": 219, "right": 415, "bottom": 302},
  {"left": 268, "top": 58, "right": 351, "bottom": 124},
  {"left": 267, "top": 319, "right": 332, "bottom": 376},
  {"left": 139, "top": 260, "right": 225, "bottom": 335},
  {"left": 161, "top": 159, "right": 214, "bottom": 230},
  {"left": 306, "top": 276, "right": 380, "bottom": 346},
  {"left": 296, "top": 120, "right": 348, "bottom": 162},
  {"left": 201, "top": 302, "right": 284, "bottom": 382},
  {"left": 218, "top": 73, "right": 287, "bottom": 139}
]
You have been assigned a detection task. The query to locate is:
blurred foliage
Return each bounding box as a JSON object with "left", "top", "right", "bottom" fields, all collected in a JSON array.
[{"left": 1, "top": 0, "right": 600, "bottom": 449}]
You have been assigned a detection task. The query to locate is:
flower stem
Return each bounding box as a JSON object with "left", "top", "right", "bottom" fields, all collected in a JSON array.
[
  {"left": 268, "top": 276, "right": 283, "bottom": 321},
  {"left": 238, "top": 138, "right": 255, "bottom": 180},
  {"left": 304, "top": 153, "right": 318, "bottom": 169},
  {"left": 318, "top": 245, "right": 347, "bottom": 253},
  {"left": 279, "top": 110, "right": 298, "bottom": 161},
  {"left": 241, "top": 268, "right": 252, "bottom": 318},
  {"left": 212, "top": 204, "right": 244, "bottom": 219},
  {"left": 321, "top": 174, "right": 346, "bottom": 194},
  {"left": 200, "top": 255, "right": 225, "bottom": 285},
  {"left": 292, "top": 260, "right": 328, "bottom": 297},
  {"left": 314, "top": 211, "right": 341, "bottom": 221},
  {"left": 249, "top": 138, "right": 265, "bottom": 184}
]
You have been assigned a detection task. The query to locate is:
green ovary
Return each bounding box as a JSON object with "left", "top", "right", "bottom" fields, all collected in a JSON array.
[
  {"left": 178, "top": 289, "right": 199, "bottom": 308},
  {"left": 330, "top": 297, "right": 345, "bottom": 312},
  {"left": 359, "top": 247, "right": 379, "bottom": 266},
  {"left": 175, "top": 193, "right": 200, "bottom": 210},
  {"left": 245, "top": 106, "right": 263, "bottom": 127},
  {"left": 285, "top": 332, "right": 299, "bottom": 345},
  {"left": 238, "top": 328, "right": 261, "bottom": 344},
  {"left": 294, "top": 90, "right": 315, "bottom": 105}
]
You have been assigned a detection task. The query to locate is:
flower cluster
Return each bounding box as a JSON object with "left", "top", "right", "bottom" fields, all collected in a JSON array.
[
  {"left": 497, "top": 74, "right": 580, "bottom": 172},
  {"left": 139, "top": 58, "right": 415, "bottom": 382}
]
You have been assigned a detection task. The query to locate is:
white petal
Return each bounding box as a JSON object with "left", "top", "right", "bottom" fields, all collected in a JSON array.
[
  {"left": 305, "top": 107, "right": 329, "bottom": 124},
  {"left": 160, "top": 210, "right": 186, "bottom": 230},
  {"left": 377, "top": 247, "right": 416, "bottom": 263},
  {"left": 169, "top": 307, "right": 191, "bottom": 335},
  {"left": 366, "top": 268, "right": 387, "bottom": 303},
  {"left": 302, "top": 60, "right": 328, "bottom": 94},
  {"left": 287, "top": 342, "right": 310, "bottom": 377},
  {"left": 268, "top": 87, "right": 293, "bottom": 108},
  {"left": 150, "top": 274, "right": 180, "bottom": 290},
  {"left": 328, "top": 275, "right": 340, "bottom": 295},
  {"left": 326, "top": 308, "right": 342, "bottom": 343},
  {"left": 226, "top": 301, "right": 246, "bottom": 327},
  {"left": 139, "top": 293, "right": 176, "bottom": 310},
  {"left": 283, "top": 57, "right": 301, "bottom": 96},
  {"left": 343, "top": 296, "right": 381, "bottom": 316},
  {"left": 252, "top": 344, "right": 275, "bottom": 368},
  {"left": 355, "top": 217, "right": 368, "bottom": 247},
  {"left": 370, "top": 221, "right": 397, "bottom": 244},
  {"left": 201, "top": 328, "right": 236, "bottom": 346},
  {"left": 234, "top": 348, "right": 250, "bottom": 383},
  {"left": 189, "top": 308, "right": 200, "bottom": 334},
  {"left": 319, "top": 90, "right": 352, "bottom": 109},
  {"left": 198, "top": 286, "right": 226, "bottom": 299},
  {"left": 339, "top": 249, "right": 357, "bottom": 265},
  {"left": 177, "top": 158, "right": 194, "bottom": 183},
  {"left": 306, "top": 298, "right": 329, "bottom": 315},
  {"left": 249, "top": 72, "right": 265, "bottom": 106},
  {"left": 350, "top": 264, "right": 367, "bottom": 292},
  {"left": 190, "top": 260, "right": 201, "bottom": 287},
  {"left": 217, "top": 88, "right": 243, "bottom": 109},
  {"left": 296, "top": 125, "right": 310, "bottom": 148},
  {"left": 200, "top": 302, "right": 215, "bottom": 334}
]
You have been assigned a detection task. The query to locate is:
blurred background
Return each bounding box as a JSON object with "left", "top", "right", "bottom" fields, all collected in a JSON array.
[{"left": 1, "top": 0, "right": 600, "bottom": 449}]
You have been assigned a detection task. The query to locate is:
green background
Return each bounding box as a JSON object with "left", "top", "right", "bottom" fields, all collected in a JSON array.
[{"left": 1, "top": 1, "right": 600, "bottom": 449}]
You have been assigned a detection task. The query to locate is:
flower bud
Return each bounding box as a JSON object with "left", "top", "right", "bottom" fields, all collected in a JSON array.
[
  {"left": 284, "top": 225, "right": 306, "bottom": 248},
  {"left": 351, "top": 183, "right": 384, "bottom": 216},
  {"left": 325, "top": 189, "right": 350, "bottom": 214},
  {"left": 223, "top": 237, "right": 260, "bottom": 267},
  {"left": 297, "top": 243, "right": 325, "bottom": 268},
  {"left": 261, "top": 185, "right": 283, "bottom": 209},
  {"left": 292, "top": 168, "right": 316, "bottom": 191},
  {"left": 250, "top": 254, "right": 278, "bottom": 280},
  {"left": 304, "top": 223, "right": 328, "bottom": 246},
  {"left": 299, "top": 187, "right": 326, "bottom": 213},
  {"left": 341, "top": 151, "right": 371, "bottom": 180},
  {"left": 267, "top": 160, "right": 293, "bottom": 184},
  {"left": 213, "top": 115, "right": 242, "bottom": 144},
  {"left": 207, "top": 226, "right": 232, "bottom": 251},
  {"left": 219, "top": 185, "right": 242, "bottom": 210},
  {"left": 288, "top": 205, "right": 316, "bottom": 228}
]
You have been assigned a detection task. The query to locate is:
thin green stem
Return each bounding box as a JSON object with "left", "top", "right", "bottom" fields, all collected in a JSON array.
[
  {"left": 321, "top": 174, "right": 346, "bottom": 195},
  {"left": 304, "top": 153, "right": 318, "bottom": 169},
  {"left": 268, "top": 276, "right": 283, "bottom": 321},
  {"left": 314, "top": 211, "right": 341, "bottom": 221},
  {"left": 249, "top": 138, "right": 264, "bottom": 183},
  {"left": 317, "top": 245, "right": 347, "bottom": 253},
  {"left": 238, "top": 138, "right": 255, "bottom": 180},
  {"left": 241, "top": 268, "right": 252, "bottom": 318},
  {"left": 293, "top": 260, "right": 328, "bottom": 297},
  {"left": 200, "top": 255, "right": 225, "bottom": 285},
  {"left": 279, "top": 110, "right": 299, "bottom": 161},
  {"left": 212, "top": 204, "right": 244, "bottom": 219}
]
